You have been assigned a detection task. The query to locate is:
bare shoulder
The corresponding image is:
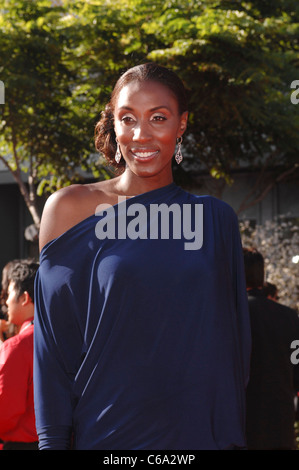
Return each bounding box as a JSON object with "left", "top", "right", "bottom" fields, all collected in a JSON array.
[
  {"left": 39, "top": 181, "right": 117, "bottom": 251},
  {"left": 39, "top": 185, "right": 87, "bottom": 251}
]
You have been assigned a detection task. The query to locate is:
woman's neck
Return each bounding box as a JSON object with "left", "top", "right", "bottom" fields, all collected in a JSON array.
[{"left": 115, "top": 168, "right": 173, "bottom": 197}]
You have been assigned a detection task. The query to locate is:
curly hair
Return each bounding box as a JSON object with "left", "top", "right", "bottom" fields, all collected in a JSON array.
[
  {"left": 1, "top": 259, "right": 28, "bottom": 318},
  {"left": 95, "top": 102, "right": 119, "bottom": 168},
  {"left": 9, "top": 261, "right": 39, "bottom": 303},
  {"left": 94, "top": 62, "right": 188, "bottom": 170}
]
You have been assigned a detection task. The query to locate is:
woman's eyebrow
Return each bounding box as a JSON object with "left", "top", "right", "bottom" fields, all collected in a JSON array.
[
  {"left": 118, "top": 105, "right": 171, "bottom": 112},
  {"left": 150, "top": 105, "right": 171, "bottom": 112}
]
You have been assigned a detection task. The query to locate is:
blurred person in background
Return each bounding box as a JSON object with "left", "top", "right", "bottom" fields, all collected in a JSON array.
[
  {"left": 0, "top": 318, "right": 9, "bottom": 345},
  {"left": 0, "top": 260, "right": 24, "bottom": 342},
  {"left": 262, "top": 281, "right": 279, "bottom": 302},
  {"left": 0, "top": 261, "right": 39, "bottom": 450},
  {"left": 243, "top": 247, "right": 299, "bottom": 450}
]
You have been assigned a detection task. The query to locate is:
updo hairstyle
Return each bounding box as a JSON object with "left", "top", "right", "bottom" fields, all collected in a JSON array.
[{"left": 94, "top": 62, "right": 188, "bottom": 169}]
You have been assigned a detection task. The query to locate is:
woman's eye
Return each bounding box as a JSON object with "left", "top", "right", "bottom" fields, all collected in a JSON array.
[
  {"left": 152, "top": 115, "right": 167, "bottom": 121},
  {"left": 121, "top": 115, "right": 135, "bottom": 123}
]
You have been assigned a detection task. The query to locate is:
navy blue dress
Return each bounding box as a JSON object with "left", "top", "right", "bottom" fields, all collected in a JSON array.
[{"left": 34, "top": 183, "right": 251, "bottom": 449}]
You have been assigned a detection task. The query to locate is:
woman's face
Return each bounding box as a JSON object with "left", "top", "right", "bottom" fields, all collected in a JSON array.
[{"left": 114, "top": 80, "right": 188, "bottom": 181}]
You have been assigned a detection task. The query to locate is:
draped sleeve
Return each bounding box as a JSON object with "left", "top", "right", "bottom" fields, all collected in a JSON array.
[
  {"left": 34, "top": 213, "right": 104, "bottom": 449},
  {"left": 218, "top": 201, "right": 251, "bottom": 387}
]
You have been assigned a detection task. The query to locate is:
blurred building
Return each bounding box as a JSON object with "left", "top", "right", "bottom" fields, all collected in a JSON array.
[{"left": 0, "top": 161, "right": 39, "bottom": 273}]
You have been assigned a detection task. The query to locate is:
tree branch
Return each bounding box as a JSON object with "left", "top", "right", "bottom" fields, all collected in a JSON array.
[{"left": 236, "top": 164, "right": 299, "bottom": 214}]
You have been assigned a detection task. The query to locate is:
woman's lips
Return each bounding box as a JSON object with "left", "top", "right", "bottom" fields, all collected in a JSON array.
[{"left": 131, "top": 150, "right": 159, "bottom": 161}]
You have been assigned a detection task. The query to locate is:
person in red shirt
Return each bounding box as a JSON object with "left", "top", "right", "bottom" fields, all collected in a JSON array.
[{"left": 0, "top": 261, "right": 39, "bottom": 450}]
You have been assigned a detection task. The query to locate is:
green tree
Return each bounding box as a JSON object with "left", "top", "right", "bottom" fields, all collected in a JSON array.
[
  {"left": 0, "top": 0, "right": 84, "bottom": 227},
  {"left": 0, "top": 0, "right": 118, "bottom": 228},
  {"left": 140, "top": 0, "right": 299, "bottom": 190},
  {"left": 1, "top": 0, "right": 298, "bottom": 232}
]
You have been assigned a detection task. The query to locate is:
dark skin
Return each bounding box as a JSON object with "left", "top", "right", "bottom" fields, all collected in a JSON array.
[{"left": 39, "top": 80, "right": 188, "bottom": 251}]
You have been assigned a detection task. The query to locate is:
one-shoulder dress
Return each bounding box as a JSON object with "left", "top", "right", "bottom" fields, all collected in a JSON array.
[{"left": 34, "top": 183, "right": 251, "bottom": 450}]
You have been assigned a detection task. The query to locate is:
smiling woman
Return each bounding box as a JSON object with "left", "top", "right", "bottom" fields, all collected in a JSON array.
[
  {"left": 34, "top": 63, "right": 251, "bottom": 450},
  {"left": 95, "top": 63, "right": 188, "bottom": 173},
  {"left": 112, "top": 79, "right": 188, "bottom": 184}
]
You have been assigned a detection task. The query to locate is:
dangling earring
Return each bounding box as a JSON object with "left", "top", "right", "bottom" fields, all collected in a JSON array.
[
  {"left": 115, "top": 139, "right": 122, "bottom": 164},
  {"left": 175, "top": 136, "right": 183, "bottom": 164}
]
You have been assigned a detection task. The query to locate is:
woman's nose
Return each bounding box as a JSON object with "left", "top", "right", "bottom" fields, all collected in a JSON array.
[{"left": 132, "top": 121, "right": 152, "bottom": 142}]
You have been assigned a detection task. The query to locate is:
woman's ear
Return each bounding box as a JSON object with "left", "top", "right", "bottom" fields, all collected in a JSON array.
[{"left": 179, "top": 111, "right": 188, "bottom": 136}]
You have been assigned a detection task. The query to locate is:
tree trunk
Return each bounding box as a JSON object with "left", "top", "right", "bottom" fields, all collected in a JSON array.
[{"left": 0, "top": 155, "right": 41, "bottom": 229}]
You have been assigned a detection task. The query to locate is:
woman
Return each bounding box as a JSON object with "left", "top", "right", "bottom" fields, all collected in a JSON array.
[{"left": 34, "top": 63, "right": 251, "bottom": 450}]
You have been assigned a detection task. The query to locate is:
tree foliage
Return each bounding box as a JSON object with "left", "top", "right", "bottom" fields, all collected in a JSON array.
[
  {"left": 0, "top": 0, "right": 298, "bottom": 227},
  {"left": 0, "top": 0, "right": 91, "bottom": 226},
  {"left": 142, "top": 1, "right": 299, "bottom": 177}
]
